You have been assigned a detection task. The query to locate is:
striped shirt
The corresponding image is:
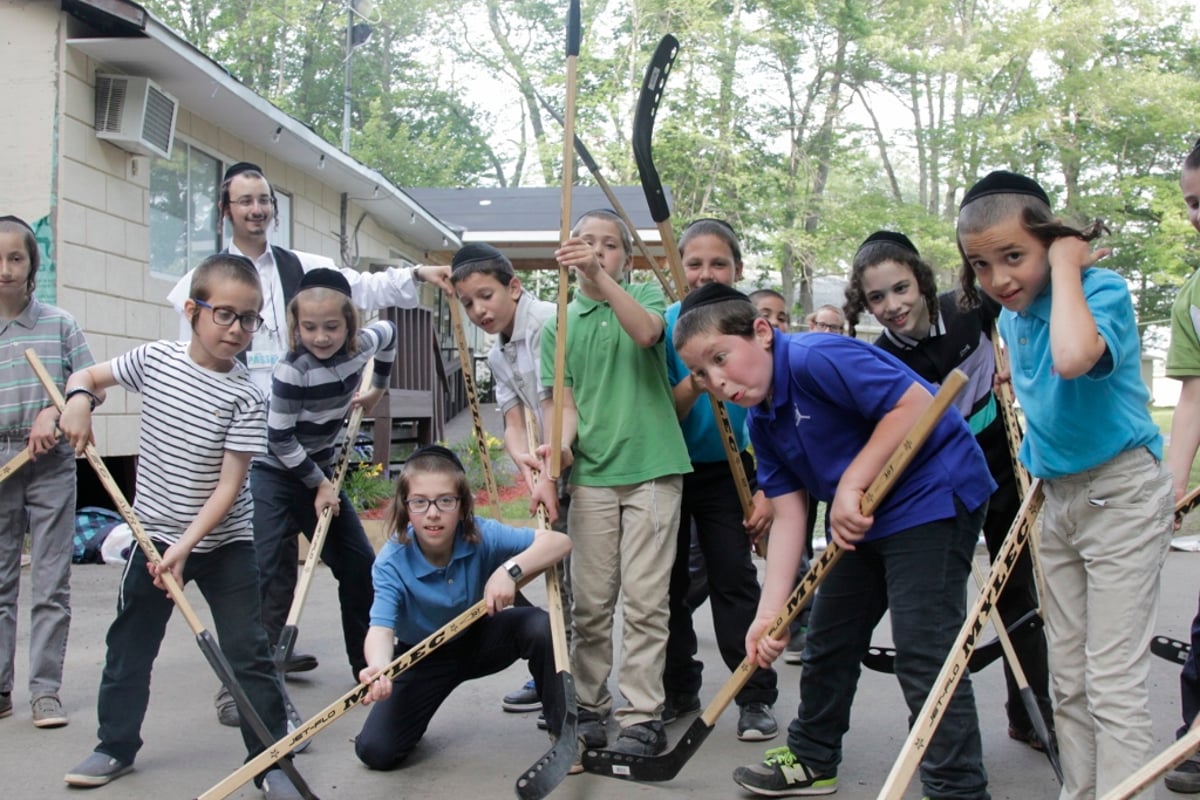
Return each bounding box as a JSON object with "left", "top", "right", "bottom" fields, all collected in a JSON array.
[
  {"left": 0, "top": 299, "right": 94, "bottom": 434},
  {"left": 263, "top": 321, "right": 397, "bottom": 488},
  {"left": 111, "top": 341, "right": 266, "bottom": 551}
]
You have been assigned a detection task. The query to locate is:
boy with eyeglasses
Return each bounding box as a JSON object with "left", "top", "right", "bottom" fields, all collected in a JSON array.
[{"left": 61, "top": 254, "right": 307, "bottom": 799}]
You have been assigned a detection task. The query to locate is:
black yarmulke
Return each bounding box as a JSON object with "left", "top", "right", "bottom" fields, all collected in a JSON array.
[
  {"left": 679, "top": 282, "right": 754, "bottom": 318},
  {"left": 298, "top": 267, "right": 351, "bottom": 297},
  {"left": 223, "top": 162, "right": 264, "bottom": 183},
  {"left": 858, "top": 230, "right": 919, "bottom": 257},
  {"left": 960, "top": 170, "right": 1051, "bottom": 210},
  {"left": 452, "top": 243, "right": 511, "bottom": 270},
  {"left": 410, "top": 444, "right": 466, "bottom": 472}
]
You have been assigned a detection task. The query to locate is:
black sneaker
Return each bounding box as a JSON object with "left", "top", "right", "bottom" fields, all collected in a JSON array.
[
  {"left": 732, "top": 746, "right": 837, "bottom": 796},
  {"left": 502, "top": 679, "right": 542, "bottom": 713},
  {"left": 1166, "top": 753, "right": 1200, "bottom": 793},
  {"left": 610, "top": 721, "right": 667, "bottom": 756},
  {"left": 662, "top": 692, "right": 701, "bottom": 723},
  {"left": 0, "top": 692, "right": 11, "bottom": 719},
  {"left": 578, "top": 709, "right": 607, "bottom": 749},
  {"left": 737, "top": 702, "right": 779, "bottom": 741}
]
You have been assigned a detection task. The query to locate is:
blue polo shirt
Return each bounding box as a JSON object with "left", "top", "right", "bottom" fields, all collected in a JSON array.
[
  {"left": 369, "top": 517, "right": 535, "bottom": 645},
  {"left": 665, "top": 301, "right": 750, "bottom": 462},
  {"left": 749, "top": 333, "right": 994, "bottom": 542},
  {"left": 1000, "top": 267, "right": 1160, "bottom": 479}
]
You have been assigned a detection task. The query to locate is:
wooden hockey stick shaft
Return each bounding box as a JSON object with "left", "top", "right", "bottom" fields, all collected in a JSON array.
[
  {"left": 26, "top": 349, "right": 318, "bottom": 799},
  {"left": 199, "top": 572, "right": 538, "bottom": 800},
  {"left": 447, "top": 297, "right": 503, "bottom": 520},
  {"left": 0, "top": 447, "right": 32, "bottom": 484},
  {"left": 877, "top": 478, "right": 1046, "bottom": 800},
  {"left": 1100, "top": 719, "right": 1200, "bottom": 799},
  {"left": 514, "top": 405, "right": 578, "bottom": 799},
  {"left": 583, "top": 371, "right": 968, "bottom": 780}
]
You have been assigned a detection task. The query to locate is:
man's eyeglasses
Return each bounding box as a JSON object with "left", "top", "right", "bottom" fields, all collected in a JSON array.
[
  {"left": 405, "top": 495, "right": 461, "bottom": 514},
  {"left": 193, "top": 299, "right": 264, "bottom": 332}
]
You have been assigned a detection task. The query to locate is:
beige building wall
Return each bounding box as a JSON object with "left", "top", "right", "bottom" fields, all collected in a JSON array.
[{"left": 4, "top": 4, "right": 433, "bottom": 456}]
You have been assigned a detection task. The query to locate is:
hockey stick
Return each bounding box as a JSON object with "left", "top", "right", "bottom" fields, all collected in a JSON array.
[
  {"left": 581, "top": 370, "right": 968, "bottom": 781},
  {"left": 200, "top": 572, "right": 540, "bottom": 800},
  {"left": 860, "top": 607, "right": 1043, "bottom": 675},
  {"left": 549, "top": 0, "right": 580, "bottom": 481},
  {"left": 273, "top": 363, "right": 376, "bottom": 735},
  {"left": 448, "top": 298, "right": 504, "bottom": 519},
  {"left": 1152, "top": 635, "right": 1190, "bottom": 665},
  {"left": 1099, "top": 718, "right": 1200, "bottom": 800},
  {"left": 0, "top": 446, "right": 33, "bottom": 483},
  {"left": 877, "top": 478, "right": 1045, "bottom": 800},
  {"left": 631, "top": 33, "right": 763, "bottom": 556},
  {"left": 971, "top": 560, "right": 1061, "bottom": 783},
  {"left": 1178, "top": 483, "right": 1200, "bottom": 526},
  {"left": 514, "top": 406, "right": 578, "bottom": 799},
  {"left": 534, "top": 90, "right": 677, "bottom": 301},
  {"left": 27, "top": 350, "right": 318, "bottom": 800}
]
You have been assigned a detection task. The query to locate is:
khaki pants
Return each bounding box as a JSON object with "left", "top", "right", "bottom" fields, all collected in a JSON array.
[
  {"left": 1041, "top": 447, "right": 1173, "bottom": 800},
  {"left": 568, "top": 476, "right": 682, "bottom": 727}
]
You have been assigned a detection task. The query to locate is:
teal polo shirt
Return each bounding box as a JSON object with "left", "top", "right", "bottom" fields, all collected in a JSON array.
[
  {"left": 540, "top": 281, "right": 691, "bottom": 486},
  {"left": 369, "top": 517, "right": 534, "bottom": 645},
  {"left": 1000, "top": 267, "right": 1160, "bottom": 479},
  {"left": 664, "top": 301, "right": 750, "bottom": 463}
]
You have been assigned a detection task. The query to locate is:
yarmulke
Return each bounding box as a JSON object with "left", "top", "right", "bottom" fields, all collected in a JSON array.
[
  {"left": 960, "top": 170, "right": 1050, "bottom": 210},
  {"left": 858, "top": 230, "right": 919, "bottom": 257},
  {"left": 679, "top": 282, "right": 754, "bottom": 318},
  {"left": 452, "top": 243, "right": 510, "bottom": 270},
  {"left": 223, "top": 162, "right": 265, "bottom": 183},
  {"left": 410, "top": 444, "right": 466, "bottom": 472},
  {"left": 297, "top": 268, "right": 351, "bottom": 297},
  {"left": 0, "top": 215, "right": 35, "bottom": 235}
]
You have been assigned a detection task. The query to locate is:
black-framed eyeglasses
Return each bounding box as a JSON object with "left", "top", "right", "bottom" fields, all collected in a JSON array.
[
  {"left": 405, "top": 495, "right": 461, "bottom": 514},
  {"left": 811, "top": 322, "right": 842, "bottom": 332},
  {"left": 193, "top": 299, "right": 264, "bottom": 333}
]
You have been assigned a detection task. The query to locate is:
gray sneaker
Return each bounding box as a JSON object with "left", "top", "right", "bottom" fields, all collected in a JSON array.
[
  {"left": 31, "top": 694, "right": 68, "bottom": 728},
  {"left": 262, "top": 767, "right": 304, "bottom": 799},
  {"left": 215, "top": 685, "right": 241, "bottom": 727},
  {"left": 64, "top": 751, "right": 133, "bottom": 787},
  {"left": 1166, "top": 753, "right": 1200, "bottom": 793}
]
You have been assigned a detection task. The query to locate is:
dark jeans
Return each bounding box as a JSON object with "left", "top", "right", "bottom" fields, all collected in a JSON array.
[
  {"left": 665, "top": 456, "right": 777, "bottom": 707},
  {"left": 355, "top": 607, "right": 561, "bottom": 769},
  {"left": 1177, "top": 592, "right": 1200, "bottom": 738},
  {"left": 252, "top": 463, "right": 375, "bottom": 677},
  {"left": 97, "top": 541, "right": 285, "bottom": 767},
  {"left": 788, "top": 499, "right": 990, "bottom": 800}
]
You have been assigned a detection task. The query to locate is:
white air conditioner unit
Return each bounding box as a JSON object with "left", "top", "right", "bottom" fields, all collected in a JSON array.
[{"left": 93, "top": 74, "right": 178, "bottom": 159}]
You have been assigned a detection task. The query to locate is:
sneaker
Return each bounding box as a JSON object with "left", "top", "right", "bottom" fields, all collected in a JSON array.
[
  {"left": 610, "top": 721, "right": 667, "bottom": 756},
  {"left": 261, "top": 767, "right": 304, "bottom": 799},
  {"left": 31, "top": 694, "right": 68, "bottom": 728},
  {"left": 0, "top": 692, "right": 11, "bottom": 719},
  {"left": 1007, "top": 724, "right": 1055, "bottom": 753},
  {"left": 737, "top": 702, "right": 779, "bottom": 741},
  {"left": 732, "top": 746, "right": 837, "bottom": 796},
  {"left": 784, "top": 628, "right": 807, "bottom": 664},
  {"left": 661, "top": 692, "right": 701, "bottom": 723},
  {"left": 282, "top": 652, "right": 318, "bottom": 674},
  {"left": 578, "top": 709, "right": 607, "bottom": 749},
  {"left": 502, "top": 678, "right": 542, "bottom": 712},
  {"left": 536, "top": 712, "right": 549, "bottom": 730},
  {"left": 1166, "top": 753, "right": 1200, "bottom": 793},
  {"left": 215, "top": 685, "right": 241, "bottom": 727},
  {"left": 64, "top": 751, "right": 133, "bottom": 787}
]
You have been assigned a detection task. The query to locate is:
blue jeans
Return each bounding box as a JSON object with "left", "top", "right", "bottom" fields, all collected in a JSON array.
[
  {"left": 251, "top": 463, "right": 375, "bottom": 676},
  {"left": 788, "top": 499, "right": 989, "bottom": 800},
  {"left": 1179, "top": 593, "right": 1200, "bottom": 739},
  {"left": 96, "top": 541, "right": 285, "bottom": 768},
  {"left": 355, "top": 607, "right": 562, "bottom": 769}
]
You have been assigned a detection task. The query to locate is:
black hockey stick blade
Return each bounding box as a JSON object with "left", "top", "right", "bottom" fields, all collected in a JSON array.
[
  {"left": 1019, "top": 685, "right": 1063, "bottom": 783},
  {"left": 632, "top": 34, "right": 680, "bottom": 223},
  {"left": 1152, "top": 635, "right": 1190, "bottom": 665},
  {"left": 196, "top": 630, "right": 318, "bottom": 800},
  {"left": 584, "top": 712, "right": 711, "bottom": 782},
  {"left": 515, "top": 671, "right": 579, "bottom": 799},
  {"left": 861, "top": 607, "right": 1043, "bottom": 674}
]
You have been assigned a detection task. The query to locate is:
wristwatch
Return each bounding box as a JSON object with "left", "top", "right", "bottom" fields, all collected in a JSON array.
[
  {"left": 65, "top": 387, "right": 98, "bottom": 411},
  {"left": 502, "top": 558, "right": 523, "bottom": 581}
]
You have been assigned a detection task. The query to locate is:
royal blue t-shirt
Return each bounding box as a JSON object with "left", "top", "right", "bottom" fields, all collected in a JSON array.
[{"left": 749, "top": 333, "right": 995, "bottom": 542}]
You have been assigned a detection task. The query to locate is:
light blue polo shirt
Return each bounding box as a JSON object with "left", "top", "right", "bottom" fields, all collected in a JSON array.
[
  {"left": 1000, "top": 267, "right": 1160, "bottom": 479},
  {"left": 665, "top": 301, "right": 750, "bottom": 463},
  {"left": 749, "top": 333, "right": 995, "bottom": 542},
  {"left": 369, "top": 517, "right": 535, "bottom": 645}
]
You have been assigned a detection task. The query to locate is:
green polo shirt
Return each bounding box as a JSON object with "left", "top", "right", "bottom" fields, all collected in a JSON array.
[{"left": 540, "top": 281, "right": 691, "bottom": 486}]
